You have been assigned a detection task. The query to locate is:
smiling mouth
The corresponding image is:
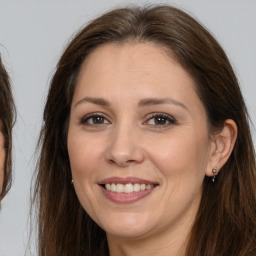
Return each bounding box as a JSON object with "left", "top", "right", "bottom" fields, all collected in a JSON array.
[
  {"left": 102, "top": 183, "right": 158, "bottom": 193},
  {"left": 98, "top": 177, "right": 159, "bottom": 203}
]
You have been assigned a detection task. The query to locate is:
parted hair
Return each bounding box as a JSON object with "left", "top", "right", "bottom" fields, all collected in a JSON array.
[
  {"left": 0, "top": 55, "right": 15, "bottom": 200},
  {"left": 34, "top": 5, "right": 256, "bottom": 256}
]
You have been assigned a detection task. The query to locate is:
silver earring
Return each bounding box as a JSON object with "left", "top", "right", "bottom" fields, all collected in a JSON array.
[
  {"left": 212, "top": 169, "right": 218, "bottom": 183},
  {"left": 71, "top": 179, "right": 74, "bottom": 185}
]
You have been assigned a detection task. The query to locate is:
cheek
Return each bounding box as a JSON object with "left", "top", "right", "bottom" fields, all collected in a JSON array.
[
  {"left": 146, "top": 132, "right": 210, "bottom": 221},
  {"left": 67, "top": 130, "right": 102, "bottom": 214},
  {"left": 147, "top": 130, "right": 210, "bottom": 182},
  {"left": 0, "top": 172, "right": 3, "bottom": 193},
  {"left": 0, "top": 151, "right": 5, "bottom": 193},
  {"left": 67, "top": 129, "right": 107, "bottom": 203},
  {"left": 68, "top": 128, "right": 103, "bottom": 172},
  {"left": 0, "top": 132, "right": 5, "bottom": 192}
]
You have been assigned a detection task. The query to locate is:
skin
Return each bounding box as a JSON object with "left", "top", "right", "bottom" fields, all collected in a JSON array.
[
  {"left": 0, "top": 125, "right": 5, "bottom": 195},
  {"left": 67, "top": 43, "right": 236, "bottom": 256}
]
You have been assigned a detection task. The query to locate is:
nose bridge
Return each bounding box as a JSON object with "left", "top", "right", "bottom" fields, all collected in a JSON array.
[{"left": 105, "top": 120, "right": 144, "bottom": 166}]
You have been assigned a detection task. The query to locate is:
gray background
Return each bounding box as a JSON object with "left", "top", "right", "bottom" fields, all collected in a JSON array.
[{"left": 0, "top": 0, "right": 255, "bottom": 255}]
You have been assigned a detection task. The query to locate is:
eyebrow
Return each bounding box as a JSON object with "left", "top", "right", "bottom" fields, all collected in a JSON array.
[
  {"left": 74, "top": 97, "right": 188, "bottom": 110},
  {"left": 138, "top": 98, "right": 188, "bottom": 110},
  {"left": 74, "top": 97, "right": 110, "bottom": 108}
]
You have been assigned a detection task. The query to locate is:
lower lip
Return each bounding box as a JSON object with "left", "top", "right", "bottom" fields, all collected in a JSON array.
[{"left": 99, "top": 186, "right": 157, "bottom": 204}]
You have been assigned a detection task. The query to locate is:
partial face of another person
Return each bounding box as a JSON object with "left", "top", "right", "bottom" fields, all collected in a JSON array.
[
  {"left": 68, "top": 43, "right": 216, "bottom": 240},
  {"left": 0, "top": 125, "right": 5, "bottom": 194}
]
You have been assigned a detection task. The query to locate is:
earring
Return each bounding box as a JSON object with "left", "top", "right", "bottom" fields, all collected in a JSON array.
[
  {"left": 71, "top": 179, "right": 74, "bottom": 185},
  {"left": 212, "top": 168, "right": 218, "bottom": 183}
]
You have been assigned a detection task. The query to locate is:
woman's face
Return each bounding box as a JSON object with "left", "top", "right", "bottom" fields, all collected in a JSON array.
[
  {"left": 68, "top": 43, "right": 215, "bottom": 240},
  {"left": 0, "top": 125, "right": 6, "bottom": 194}
]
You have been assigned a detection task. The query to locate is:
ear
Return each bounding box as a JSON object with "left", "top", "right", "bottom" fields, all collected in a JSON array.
[{"left": 205, "top": 119, "right": 237, "bottom": 177}]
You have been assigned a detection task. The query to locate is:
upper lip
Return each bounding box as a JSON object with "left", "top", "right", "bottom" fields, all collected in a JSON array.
[{"left": 98, "top": 176, "right": 158, "bottom": 185}]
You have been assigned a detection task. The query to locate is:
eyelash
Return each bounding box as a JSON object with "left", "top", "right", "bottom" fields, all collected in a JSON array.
[
  {"left": 80, "top": 113, "right": 110, "bottom": 126},
  {"left": 145, "top": 113, "right": 177, "bottom": 128},
  {"left": 80, "top": 113, "right": 177, "bottom": 128}
]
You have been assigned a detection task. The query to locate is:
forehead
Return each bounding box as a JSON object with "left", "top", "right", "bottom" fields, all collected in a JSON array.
[
  {"left": 76, "top": 42, "right": 196, "bottom": 92},
  {"left": 81, "top": 42, "right": 180, "bottom": 72},
  {"left": 73, "top": 43, "right": 206, "bottom": 113}
]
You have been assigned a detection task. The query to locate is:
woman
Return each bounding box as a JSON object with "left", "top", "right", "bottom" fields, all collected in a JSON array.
[
  {"left": 0, "top": 56, "right": 15, "bottom": 202},
  {"left": 34, "top": 5, "right": 256, "bottom": 256}
]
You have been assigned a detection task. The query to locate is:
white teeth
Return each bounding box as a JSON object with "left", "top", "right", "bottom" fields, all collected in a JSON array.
[
  {"left": 134, "top": 183, "right": 141, "bottom": 192},
  {"left": 104, "top": 183, "right": 155, "bottom": 193},
  {"left": 140, "top": 184, "right": 146, "bottom": 191},
  {"left": 146, "top": 185, "right": 153, "bottom": 190},
  {"left": 110, "top": 183, "right": 117, "bottom": 192},
  {"left": 124, "top": 183, "right": 133, "bottom": 193},
  {"left": 116, "top": 184, "right": 124, "bottom": 193}
]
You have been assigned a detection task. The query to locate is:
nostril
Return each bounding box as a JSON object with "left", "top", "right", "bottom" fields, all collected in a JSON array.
[
  {"left": 105, "top": 146, "right": 145, "bottom": 167},
  {"left": 107, "top": 158, "right": 139, "bottom": 167}
]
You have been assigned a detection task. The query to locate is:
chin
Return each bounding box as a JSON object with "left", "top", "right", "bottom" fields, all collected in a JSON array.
[
  {"left": 98, "top": 212, "right": 155, "bottom": 239},
  {"left": 105, "top": 225, "right": 153, "bottom": 239}
]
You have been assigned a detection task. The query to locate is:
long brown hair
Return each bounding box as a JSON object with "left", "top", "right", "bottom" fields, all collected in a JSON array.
[
  {"left": 34, "top": 5, "right": 256, "bottom": 255},
  {"left": 0, "top": 55, "right": 16, "bottom": 200}
]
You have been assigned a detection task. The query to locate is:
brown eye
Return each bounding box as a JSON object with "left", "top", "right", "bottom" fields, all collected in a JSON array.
[
  {"left": 81, "top": 114, "right": 110, "bottom": 125},
  {"left": 91, "top": 116, "right": 105, "bottom": 124},
  {"left": 146, "top": 113, "right": 176, "bottom": 128},
  {"left": 154, "top": 116, "right": 168, "bottom": 125}
]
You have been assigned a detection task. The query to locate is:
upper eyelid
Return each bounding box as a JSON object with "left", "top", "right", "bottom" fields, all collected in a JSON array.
[
  {"left": 144, "top": 113, "right": 177, "bottom": 127},
  {"left": 80, "top": 113, "right": 111, "bottom": 123},
  {"left": 82, "top": 112, "right": 110, "bottom": 119},
  {"left": 79, "top": 112, "right": 176, "bottom": 124},
  {"left": 145, "top": 112, "right": 176, "bottom": 120}
]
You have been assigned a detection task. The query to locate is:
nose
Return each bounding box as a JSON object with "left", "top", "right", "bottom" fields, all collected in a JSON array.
[{"left": 105, "top": 124, "right": 145, "bottom": 167}]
